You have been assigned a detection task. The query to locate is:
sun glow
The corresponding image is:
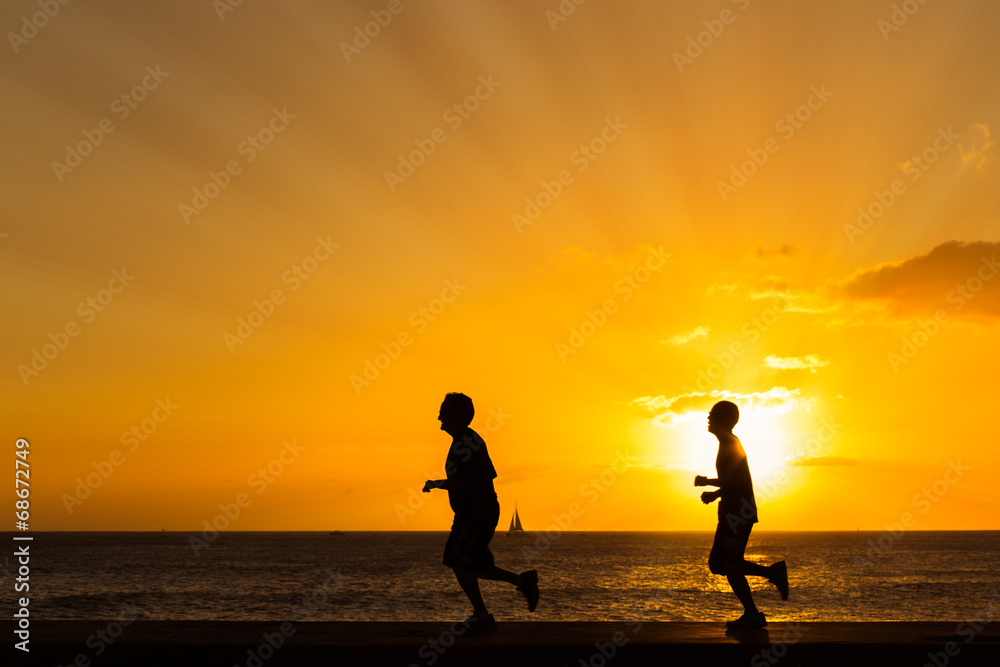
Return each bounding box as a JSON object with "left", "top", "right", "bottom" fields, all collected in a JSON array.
[
  {"left": 7, "top": 0, "right": 999, "bottom": 532},
  {"left": 736, "top": 410, "right": 793, "bottom": 480},
  {"left": 664, "top": 409, "right": 793, "bottom": 481}
]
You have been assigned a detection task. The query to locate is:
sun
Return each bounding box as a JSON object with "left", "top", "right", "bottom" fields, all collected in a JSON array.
[
  {"left": 664, "top": 408, "right": 793, "bottom": 480},
  {"left": 734, "top": 410, "right": 791, "bottom": 479}
]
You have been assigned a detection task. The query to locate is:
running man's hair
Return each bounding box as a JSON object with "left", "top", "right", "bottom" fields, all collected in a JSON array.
[
  {"left": 442, "top": 392, "right": 475, "bottom": 426},
  {"left": 710, "top": 400, "right": 739, "bottom": 430}
]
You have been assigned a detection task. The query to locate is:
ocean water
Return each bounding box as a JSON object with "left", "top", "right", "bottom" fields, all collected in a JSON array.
[{"left": 10, "top": 531, "right": 1000, "bottom": 622}]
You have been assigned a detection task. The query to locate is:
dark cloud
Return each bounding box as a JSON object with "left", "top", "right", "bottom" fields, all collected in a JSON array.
[
  {"left": 830, "top": 240, "right": 1000, "bottom": 320},
  {"left": 755, "top": 244, "right": 797, "bottom": 259}
]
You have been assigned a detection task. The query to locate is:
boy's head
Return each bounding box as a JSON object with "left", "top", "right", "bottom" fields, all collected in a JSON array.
[
  {"left": 708, "top": 400, "right": 739, "bottom": 435},
  {"left": 439, "top": 392, "right": 474, "bottom": 432}
]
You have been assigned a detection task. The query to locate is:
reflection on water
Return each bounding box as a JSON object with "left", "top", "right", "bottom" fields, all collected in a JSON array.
[{"left": 18, "top": 531, "right": 1000, "bottom": 621}]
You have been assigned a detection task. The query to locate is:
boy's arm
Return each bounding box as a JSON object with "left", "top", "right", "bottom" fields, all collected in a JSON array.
[
  {"left": 695, "top": 448, "right": 739, "bottom": 495},
  {"left": 713, "top": 450, "right": 741, "bottom": 492}
]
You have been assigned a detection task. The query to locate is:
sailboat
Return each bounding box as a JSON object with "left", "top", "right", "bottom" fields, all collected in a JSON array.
[{"left": 506, "top": 503, "right": 524, "bottom": 535}]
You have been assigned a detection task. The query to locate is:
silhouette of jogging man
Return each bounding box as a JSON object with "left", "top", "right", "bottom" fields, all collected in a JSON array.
[
  {"left": 423, "top": 392, "right": 539, "bottom": 631},
  {"left": 694, "top": 400, "right": 788, "bottom": 629}
]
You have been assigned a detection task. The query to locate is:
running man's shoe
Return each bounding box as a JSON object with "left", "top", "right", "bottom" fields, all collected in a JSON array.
[
  {"left": 463, "top": 613, "right": 497, "bottom": 632},
  {"left": 770, "top": 560, "right": 789, "bottom": 601},
  {"left": 725, "top": 611, "right": 767, "bottom": 629},
  {"left": 518, "top": 570, "right": 540, "bottom": 612}
]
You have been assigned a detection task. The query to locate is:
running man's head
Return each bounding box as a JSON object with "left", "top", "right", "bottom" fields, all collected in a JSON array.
[
  {"left": 707, "top": 400, "right": 739, "bottom": 435},
  {"left": 438, "top": 392, "right": 474, "bottom": 435}
]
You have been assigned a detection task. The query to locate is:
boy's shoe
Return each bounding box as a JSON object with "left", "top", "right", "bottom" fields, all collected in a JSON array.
[
  {"left": 725, "top": 611, "right": 767, "bottom": 629},
  {"left": 463, "top": 612, "right": 497, "bottom": 632},
  {"left": 770, "top": 560, "right": 789, "bottom": 601},
  {"left": 518, "top": 570, "right": 540, "bottom": 612}
]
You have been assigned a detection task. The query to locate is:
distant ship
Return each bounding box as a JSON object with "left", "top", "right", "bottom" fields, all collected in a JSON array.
[{"left": 506, "top": 503, "right": 524, "bottom": 535}]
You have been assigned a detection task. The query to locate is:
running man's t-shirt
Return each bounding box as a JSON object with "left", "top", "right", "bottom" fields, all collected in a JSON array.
[
  {"left": 717, "top": 442, "right": 758, "bottom": 525},
  {"left": 444, "top": 428, "right": 498, "bottom": 515}
]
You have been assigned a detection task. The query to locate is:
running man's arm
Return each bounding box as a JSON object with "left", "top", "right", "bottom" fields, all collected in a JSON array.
[
  {"left": 423, "top": 477, "right": 473, "bottom": 492},
  {"left": 423, "top": 478, "right": 449, "bottom": 492},
  {"left": 694, "top": 475, "right": 720, "bottom": 487}
]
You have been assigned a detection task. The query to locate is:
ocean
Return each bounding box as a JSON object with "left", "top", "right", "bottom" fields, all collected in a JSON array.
[{"left": 12, "top": 531, "right": 1000, "bottom": 622}]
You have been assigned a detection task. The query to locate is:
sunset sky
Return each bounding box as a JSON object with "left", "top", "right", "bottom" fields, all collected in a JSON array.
[{"left": 3, "top": 0, "right": 999, "bottom": 532}]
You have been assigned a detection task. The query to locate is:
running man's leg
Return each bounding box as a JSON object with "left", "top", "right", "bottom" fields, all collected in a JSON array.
[
  {"left": 475, "top": 566, "right": 521, "bottom": 586},
  {"left": 471, "top": 505, "right": 540, "bottom": 612},
  {"left": 450, "top": 502, "right": 540, "bottom": 614},
  {"left": 444, "top": 518, "right": 493, "bottom": 615},
  {"left": 453, "top": 568, "right": 489, "bottom": 616},
  {"left": 477, "top": 566, "right": 540, "bottom": 612}
]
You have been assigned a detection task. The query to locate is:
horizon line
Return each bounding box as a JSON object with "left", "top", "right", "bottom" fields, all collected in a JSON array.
[{"left": 7, "top": 528, "right": 999, "bottom": 533}]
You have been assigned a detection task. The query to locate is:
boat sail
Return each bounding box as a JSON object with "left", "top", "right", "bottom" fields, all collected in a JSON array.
[{"left": 507, "top": 503, "right": 524, "bottom": 534}]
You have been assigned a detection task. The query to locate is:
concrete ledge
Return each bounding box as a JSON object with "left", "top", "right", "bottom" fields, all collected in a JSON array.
[{"left": 9, "top": 621, "right": 1000, "bottom": 666}]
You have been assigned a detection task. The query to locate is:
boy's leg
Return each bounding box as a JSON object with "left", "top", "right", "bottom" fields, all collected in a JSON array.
[
  {"left": 737, "top": 560, "right": 772, "bottom": 578},
  {"left": 728, "top": 557, "right": 778, "bottom": 612},
  {"left": 733, "top": 522, "right": 775, "bottom": 578},
  {"left": 714, "top": 521, "right": 761, "bottom": 615},
  {"left": 726, "top": 572, "right": 758, "bottom": 614}
]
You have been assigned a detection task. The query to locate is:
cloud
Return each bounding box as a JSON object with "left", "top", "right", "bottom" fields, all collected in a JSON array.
[
  {"left": 631, "top": 386, "right": 814, "bottom": 426},
  {"left": 662, "top": 326, "right": 710, "bottom": 345},
  {"left": 706, "top": 283, "right": 738, "bottom": 296},
  {"left": 788, "top": 455, "right": 858, "bottom": 467},
  {"left": 960, "top": 123, "right": 994, "bottom": 171},
  {"left": 705, "top": 275, "right": 825, "bottom": 313},
  {"left": 708, "top": 240, "right": 1000, "bottom": 326},
  {"left": 748, "top": 275, "right": 795, "bottom": 300},
  {"left": 754, "top": 244, "right": 797, "bottom": 259},
  {"left": 827, "top": 240, "right": 1000, "bottom": 322},
  {"left": 762, "top": 354, "right": 830, "bottom": 372}
]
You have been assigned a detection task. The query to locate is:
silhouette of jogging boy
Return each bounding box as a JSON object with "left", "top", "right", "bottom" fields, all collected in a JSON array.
[
  {"left": 694, "top": 400, "right": 789, "bottom": 629},
  {"left": 423, "top": 392, "right": 539, "bottom": 631}
]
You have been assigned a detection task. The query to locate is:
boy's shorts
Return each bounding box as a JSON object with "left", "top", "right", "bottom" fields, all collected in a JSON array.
[
  {"left": 443, "top": 504, "right": 500, "bottom": 571},
  {"left": 708, "top": 519, "right": 753, "bottom": 575}
]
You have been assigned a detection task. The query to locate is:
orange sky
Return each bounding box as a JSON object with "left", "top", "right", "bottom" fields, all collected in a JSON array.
[{"left": 3, "top": 0, "right": 999, "bottom": 532}]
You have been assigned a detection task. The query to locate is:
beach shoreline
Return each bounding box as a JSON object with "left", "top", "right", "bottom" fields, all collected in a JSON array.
[{"left": 9, "top": 621, "right": 1000, "bottom": 666}]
